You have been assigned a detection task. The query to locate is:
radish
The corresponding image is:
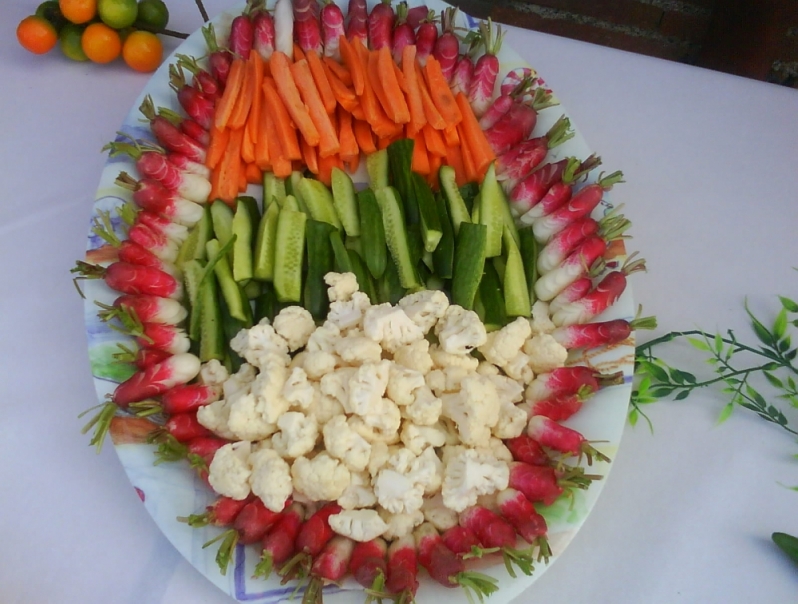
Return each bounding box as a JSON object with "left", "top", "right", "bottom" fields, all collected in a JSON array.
[
  {"left": 202, "top": 23, "right": 233, "bottom": 86},
  {"left": 163, "top": 411, "right": 214, "bottom": 442},
  {"left": 320, "top": 0, "right": 345, "bottom": 61},
  {"left": 169, "top": 64, "right": 216, "bottom": 131},
  {"left": 441, "top": 524, "right": 484, "bottom": 557},
  {"left": 274, "top": 0, "right": 295, "bottom": 56},
  {"left": 458, "top": 506, "right": 536, "bottom": 578},
  {"left": 414, "top": 522, "right": 500, "bottom": 598},
  {"left": 229, "top": 11, "right": 255, "bottom": 59},
  {"left": 552, "top": 255, "right": 646, "bottom": 327},
  {"left": 280, "top": 502, "right": 342, "bottom": 581},
  {"left": 525, "top": 366, "right": 624, "bottom": 402},
  {"left": 175, "top": 54, "right": 221, "bottom": 102},
  {"left": 114, "top": 352, "right": 201, "bottom": 406},
  {"left": 414, "top": 10, "right": 438, "bottom": 63},
  {"left": 500, "top": 66, "right": 536, "bottom": 97},
  {"left": 185, "top": 436, "right": 232, "bottom": 483},
  {"left": 467, "top": 19, "right": 504, "bottom": 117},
  {"left": 345, "top": 0, "right": 368, "bottom": 45},
  {"left": 113, "top": 344, "right": 172, "bottom": 371},
  {"left": 72, "top": 261, "right": 183, "bottom": 300},
  {"left": 504, "top": 434, "right": 551, "bottom": 466},
  {"left": 157, "top": 107, "right": 211, "bottom": 148},
  {"left": 507, "top": 461, "right": 593, "bottom": 506},
  {"left": 348, "top": 537, "right": 388, "bottom": 591},
  {"left": 527, "top": 415, "right": 610, "bottom": 465},
  {"left": 495, "top": 489, "right": 552, "bottom": 563},
  {"left": 134, "top": 210, "right": 190, "bottom": 245},
  {"left": 127, "top": 222, "right": 180, "bottom": 263},
  {"left": 484, "top": 87, "right": 556, "bottom": 155},
  {"left": 115, "top": 173, "right": 206, "bottom": 224},
  {"left": 180, "top": 495, "right": 254, "bottom": 528},
  {"left": 139, "top": 96, "right": 206, "bottom": 163},
  {"left": 551, "top": 315, "right": 657, "bottom": 350},
  {"left": 497, "top": 115, "right": 574, "bottom": 190},
  {"left": 252, "top": 9, "right": 276, "bottom": 61},
  {"left": 391, "top": 2, "right": 416, "bottom": 65},
  {"left": 524, "top": 390, "right": 591, "bottom": 422},
  {"left": 368, "top": 0, "right": 395, "bottom": 50},
  {"left": 385, "top": 534, "right": 419, "bottom": 603},
  {"left": 478, "top": 93, "right": 512, "bottom": 130},
  {"left": 509, "top": 157, "right": 574, "bottom": 217},
  {"left": 533, "top": 236, "right": 608, "bottom": 302},
  {"left": 549, "top": 277, "right": 593, "bottom": 315},
  {"left": 124, "top": 320, "right": 192, "bottom": 356},
  {"left": 131, "top": 382, "right": 221, "bottom": 417},
  {"left": 254, "top": 502, "right": 306, "bottom": 580},
  {"left": 449, "top": 55, "right": 473, "bottom": 96},
  {"left": 532, "top": 171, "right": 624, "bottom": 243},
  {"left": 90, "top": 212, "right": 179, "bottom": 277},
  {"left": 294, "top": 0, "right": 322, "bottom": 54},
  {"left": 303, "top": 536, "right": 355, "bottom": 604},
  {"left": 97, "top": 294, "right": 187, "bottom": 326},
  {"left": 432, "top": 7, "right": 459, "bottom": 79}
]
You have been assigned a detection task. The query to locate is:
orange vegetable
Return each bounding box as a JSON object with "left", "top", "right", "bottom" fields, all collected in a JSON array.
[
  {"left": 338, "top": 107, "right": 359, "bottom": 163},
  {"left": 293, "top": 43, "right": 306, "bottom": 62},
  {"left": 301, "top": 137, "right": 320, "bottom": 175},
  {"left": 270, "top": 51, "right": 320, "bottom": 148},
  {"left": 241, "top": 126, "right": 256, "bottom": 164},
  {"left": 306, "top": 51, "right": 337, "bottom": 115},
  {"left": 427, "top": 153, "right": 442, "bottom": 189},
  {"left": 377, "top": 46, "right": 410, "bottom": 124},
  {"left": 238, "top": 164, "right": 247, "bottom": 192},
  {"left": 455, "top": 92, "right": 495, "bottom": 179},
  {"left": 323, "top": 60, "right": 359, "bottom": 112},
  {"left": 209, "top": 165, "right": 222, "bottom": 200},
  {"left": 339, "top": 35, "right": 365, "bottom": 95},
  {"left": 245, "top": 162, "right": 262, "bottom": 185},
  {"left": 317, "top": 153, "right": 342, "bottom": 187},
  {"left": 443, "top": 124, "right": 460, "bottom": 147},
  {"left": 261, "top": 76, "right": 302, "bottom": 161},
  {"left": 218, "top": 127, "right": 245, "bottom": 204},
  {"left": 228, "top": 53, "right": 259, "bottom": 130},
  {"left": 263, "top": 109, "right": 293, "bottom": 179},
  {"left": 254, "top": 92, "right": 272, "bottom": 171},
  {"left": 353, "top": 119, "right": 377, "bottom": 154},
  {"left": 367, "top": 49, "right": 392, "bottom": 121},
  {"left": 245, "top": 51, "right": 265, "bottom": 145},
  {"left": 324, "top": 56, "right": 353, "bottom": 86},
  {"left": 354, "top": 41, "right": 402, "bottom": 139},
  {"left": 206, "top": 124, "right": 229, "bottom": 170},
  {"left": 422, "top": 124, "right": 447, "bottom": 157},
  {"left": 291, "top": 58, "right": 340, "bottom": 158},
  {"left": 423, "top": 56, "right": 463, "bottom": 127},
  {"left": 414, "top": 60, "right": 446, "bottom": 130},
  {"left": 411, "top": 134, "right": 430, "bottom": 175},
  {"left": 445, "top": 144, "right": 467, "bottom": 187},
  {"left": 213, "top": 57, "right": 246, "bottom": 130},
  {"left": 459, "top": 123, "right": 479, "bottom": 184},
  {"left": 401, "top": 45, "right": 426, "bottom": 138},
  {"left": 346, "top": 155, "right": 360, "bottom": 173}
]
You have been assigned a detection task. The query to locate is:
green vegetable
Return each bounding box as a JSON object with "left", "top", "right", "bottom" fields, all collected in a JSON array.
[
  {"left": 273, "top": 208, "right": 306, "bottom": 303},
  {"left": 478, "top": 163, "right": 505, "bottom": 258},
  {"left": 366, "top": 148, "right": 390, "bottom": 191},
  {"left": 206, "top": 238, "right": 252, "bottom": 325},
  {"left": 263, "top": 172, "right": 286, "bottom": 208},
  {"left": 357, "top": 188, "right": 387, "bottom": 279},
  {"left": 375, "top": 187, "right": 421, "bottom": 290},
  {"left": 252, "top": 202, "right": 280, "bottom": 281},
  {"left": 439, "top": 165, "right": 471, "bottom": 235},
  {"left": 231, "top": 199, "right": 254, "bottom": 282},
  {"left": 451, "top": 222, "right": 487, "bottom": 310},
  {"left": 411, "top": 173, "right": 443, "bottom": 253},
  {"left": 331, "top": 167, "right": 360, "bottom": 237},
  {"left": 386, "top": 139, "right": 418, "bottom": 224},
  {"left": 305, "top": 220, "right": 336, "bottom": 320},
  {"left": 432, "top": 192, "right": 455, "bottom": 280},
  {"left": 502, "top": 226, "right": 531, "bottom": 318}
]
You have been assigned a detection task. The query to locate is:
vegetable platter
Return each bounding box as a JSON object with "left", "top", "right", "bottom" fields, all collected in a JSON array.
[{"left": 75, "top": 0, "right": 643, "bottom": 602}]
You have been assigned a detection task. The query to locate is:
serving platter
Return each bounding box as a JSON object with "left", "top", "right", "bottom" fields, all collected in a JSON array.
[{"left": 80, "top": 1, "right": 636, "bottom": 602}]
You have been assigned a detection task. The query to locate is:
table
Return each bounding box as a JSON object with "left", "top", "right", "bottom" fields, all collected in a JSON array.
[{"left": 2, "top": 2, "right": 797, "bottom": 603}]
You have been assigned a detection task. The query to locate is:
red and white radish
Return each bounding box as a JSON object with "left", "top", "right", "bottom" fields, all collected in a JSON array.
[{"left": 467, "top": 19, "right": 504, "bottom": 117}]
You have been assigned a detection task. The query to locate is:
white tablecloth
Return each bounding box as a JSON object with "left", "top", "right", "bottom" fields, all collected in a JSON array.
[{"left": 2, "top": 1, "right": 797, "bottom": 602}]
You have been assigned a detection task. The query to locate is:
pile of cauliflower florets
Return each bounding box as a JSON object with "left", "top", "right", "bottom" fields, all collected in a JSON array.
[{"left": 195, "top": 272, "right": 569, "bottom": 543}]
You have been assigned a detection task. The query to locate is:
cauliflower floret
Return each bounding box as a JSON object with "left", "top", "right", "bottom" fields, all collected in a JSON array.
[
  {"left": 357, "top": 397, "right": 402, "bottom": 437},
  {"left": 488, "top": 374, "right": 525, "bottom": 404},
  {"left": 328, "top": 292, "right": 372, "bottom": 332},
  {"left": 379, "top": 508, "right": 424, "bottom": 539},
  {"left": 476, "top": 361, "right": 500, "bottom": 377},
  {"left": 329, "top": 509, "right": 388, "bottom": 542},
  {"left": 320, "top": 366, "right": 358, "bottom": 407},
  {"left": 429, "top": 344, "right": 480, "bottom": 371},
  {"left": 325, "top": 271, "right": 359, "bottom": 302},
  {"left": 323, "top": 415, "right": 372, "bottom": 472},
  {"left": 227, "top": 391, "right": 278, "bottom": 441},
  {"left": 230, "top": 322, "right": 291, "bottom": 369},
  {"left": 373, "top": 467, "right": 425, "bottom": 514},
  {"left": 306, "top": 321, "right": 342, "bottom": 353},
  {"left": 440, "top": 375, "right": 501, "bottom": 447},
  {"left": 282, "top": 367, "right": 316, "bottom": 410},
  {"left": 249, "top": 448, "right": 293, "bottom": 512},
  {"left": 492, "top": 401, "right": 528, "bottom": 439},
  {"left": 337, "top": 471, "right": 378, "bottom": 510},
  {"left": 349, "top": 415, "right": 401, "bottom": 445},
  {"left": 408, "top": 446, "right": 444, "bottom": 495},
  {"left": 524, "top": 334, "right": 569, "bottom": 374},
  {"left": 367, "top": 441, "right": 390, "bottom": 477},
  {"left": 199, "top": 359, "right": 229, "bottom": 387},
  {"left": 386, "top": 364, "right": 426, "bottom": 406},
  {"left": 478, "top": 317, "right": 532, "bottom": 367},
  {"left": 196, "top": 397, "right": 237, "bottom": 440},
  {"left": 222, "top": 363, "right": 257, "bottom": 399},
  {"left": 398, "top": 290, "right": 450, "bottom": 334},
  {"left": 347, "top": 361, "right": 391, "bottom": 415},
  {"left": 421, "top": 493, "right": 459, "bottom": 531},
  {"left": 392, "top": 338, "right": 434, "bottom": 375},
  {"left": 208, "top": 441, "right": 253, "bottom": 500},
  {"left": 529, "top": 300, "right": 556, "bottom": 335},
  {"left": 303, "top": 350, "right": 339, "bottom": 380},
  {"left": 291, "top": 453, "right": 351, "bottom": 501},
  {"left": 272, "top": 412, "right": 319, "bottom": 458},
  {"left": 273, "top": 306, "right": 316, "bottom": 352},
  {"left": 363, "top": 303, "right": 425, "bottom": 353},
  {"left": 401, "top": 386, "right": 442, "bottom": 426},
  {"left": 306, "top": 392, "right": 345, "bottom": 425},
  {"left": 434, "top": 306, "right": 487, "bottom": 355},
  {"left": 334, "top": 333, "right": 383, "bottom": 365},
  {"left": 425, "top": 369, "right": 447, "bottom": 397},
  {"left": 481, "top": 437, "right": 514, "bottom": 463},
  {"left": 400, "top": 422, "right": 447, "bottom": 456},
  {"left": 441, "top": 448, "right": 510, "bottom": 512},
  {"left": 250, "top": 361, "right": 291, "bottom": 424},
  {"left": 503, "top": 352, "right": 535, "bottom": 384}
]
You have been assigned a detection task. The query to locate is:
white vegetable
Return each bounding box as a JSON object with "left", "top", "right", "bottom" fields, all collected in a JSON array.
[
  {"left": 440, "top": 375, "right": 501, "bottom": 447},
  {"left": 306, "top": 321, "right": 342, "bottom": 353},
  {"left": 373, "top": 468, "right": 425, "bottom": 514},
  {"left": 421, "top": 493, "right": 459, "bottom": 531},
  {"left": 281, "top": 367, "right": 316, "bottom": 410},
  {"left": 320, "top": 366, "right": 358, "bottom": 408},
  {"left": 227, "top": 391, "right": 278, "bottom": 441},
  {"left": 196, "top": 397, "right": 236, "bottom": 440},
  {"left": 328, "top": 292, "right": 372, "bottom": 332},
  {"left": 271, "top": 412, "right": 319, "bottom": 458},
  {"left": 199, "top": 359, "right": 229, "bottom": 387},
  {"left": 249, "top": 448, "right": 293, "bottom": 512},
  {"left": 434, "top": 305, "right": 487, "bottom": 355},
  {"left": 529, "top": 300, "right": 557, "bottom": 334},
  {"left": 429, "top": 345, "right": 480, "bottom": 371},
  {"left": 337, "top": 471, "right": 378, "bottom": 510},
  {"left": 273, "top": 0, "right": 294, "bottom": 56},
  {"left": 386, "top": 364, "right": 426, "bottom": 406},
  {"left": 302, "top": 350, "right": 339, "bottom": 380},
  {"left": 306, "top": 393, "right": 345, "bottom": 425},
  {"left": 222, "top": 363, "right": 256, "bottom": 399},
  {"left": 347, "top": 361, "right": 391, "bottom": 416},
  {"left": 401, "top": 386, "right": 442, "bottom": 426},
  {"left": 208, "top": 441, "right": 253, "bottom": 500},
  {"left": 477, "top": 317, "right": 531, "bottom": 367},
  {"left": 335, "top": 332, "right": 384, "bottom": 365},
  {"left": 291, "top": 453, "right": 351, "bottom": 502},
  {"left": 392, "top": 338, "right": 434, "bottom": 375},
  {"left": 363, "top": 303, "right": 425, "bottom": 353},
  {"left": 367, "top": 441, "right": 390, "bottom": 478},
  {"left": 503, "top": 352, "right": 535, "bottom": 384},
  {"left": 379, "top": 508, "right": 425, "bottom": 539},
  {"left": 524, "top": 333, "right": 569, "bottom": 374},
  {"left": 324, "top": 271, "right": 360, "bottom": 302},
  {"left": 328, "top": 509, "right": 388, "bottom": 542},
  {"left": 400, "top": 422, "right": 447, "bottom": 456},
  {"left": 230, "top": 321, "right": 290, "bottom": 369},
  {"left": 441, "top": 448, "right": 509, "bottom": 513},
  {"left": 398, "top": 289, "right": 450, "bottom": 334},
  {"left": 356, "top": 397, "right": 402, "bottom": 438},
  {"left": 323, "top": 415, "right": 372, "bottom": 472},
  {"left": 250, "top": 360, "right": 291, "bottom": 424},
  {"left": 273, "top": 306, "right": 316, "bottom": 351},
  {"left": 492, "top": 400, "right": 528, "bottom": 439}
]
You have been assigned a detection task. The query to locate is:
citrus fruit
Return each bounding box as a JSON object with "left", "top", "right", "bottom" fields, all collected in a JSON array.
[
  {"left": 35, "top": 1, "right": 67, "bottom": 31},
  {"left": 81, "top": 21, "right": 122, "bottom": 63},
  {"left": 59, "top": 22, "right": 88, "bottom": 60},
  {"left": 134, "top": 0, "right": 169, "bottom": 31},
  {"left": 59, "top": 0, "right": 97, "bottom": 24},
  {"left": 122, "top": 29, "right": 162, "bottom": 72},
  {"left": 98, "top": 0, "right": 138, "bottom": 30},
  {"left": 17, "top": 15, "right": 59, "bottom": 55}
]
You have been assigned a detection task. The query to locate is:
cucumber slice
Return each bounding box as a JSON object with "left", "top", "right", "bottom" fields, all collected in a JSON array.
[
  {"left": 263, "top": 173, "right": 286, "bottom": 208},
  {"left": 348, "top": 249, "right": 378, "bottom": 303},
  {"left": 331, "top": 167, "right": 361, "bottom": 237},
  {"left": 411, "top": 172, "right": 443, "bottom": 253},
  {"left": 375, "top": 187, "right": 421, "bottom": 290},
  {"left": 451, "top": 221, "right": 487, "bottom": 310},
  {"left": 478, "top": 163, "right": 504, "bottom": 257},
  {"left": 183, "top": 259, "right": 204, "bottom": 341},
  {"left": 378, "top": 259, "right": 405, "bottom": 305},
  {"left": 305, "top": 220, "right": 336, "bottom": 320},
  {"left": 366, "top": 148, "right": 390, "bottom": 190},
  {"left": 198, "top": 268, "right": 224, "bottom": 362},
  {"left": 357, "top": 188, "right": 387, "bottom": 279},
  {"left": 297, "top": 177, "right": 343, "bottom": 229},
  {"left": 432, "top": 191, "right": 455, "bottom": 279},
  {"left": 232, "top": 199, "right": 254, "bottom": 282},
  {"left": 273, "top": 208, "right": 307, "bottom": 303},
  {"left": 503, "top": 226, "right": 532, "bottom": 317},
  {"left": 290, "top": 171, "right": 310, "bottom": 214},
  {"left": 283, "top": 194, "right": 301, "bottom": 212},
  {"left": 459, "top": 182, "right": 480, "bottom": 214},
  {"left": 518, "top": 226, "right": 539, "bottom": 305},
  {"left": 329, "top": 229, "right": 354, "bottom": 274},
  {"left": 253, "top": 202, "right": 280, "bottom": 281},
  {"left": 439, "top": 165, "right": 471, "bottom": 235},
  {"left": 210, "top": 200, "right": 235, "bottom": 250},
  {"left": 478, "top": 260, "right": 507, "bottom": 331},
  {"left": 386, "top": 139, "right": 418, "bottom": 224},
  {"left": 206, "top": 238, "right": 252, "bottom": 325}
]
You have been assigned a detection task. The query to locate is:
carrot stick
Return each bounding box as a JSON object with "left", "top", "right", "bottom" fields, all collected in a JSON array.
[
  {"left": 264, "top": 109, "right": 293, "bottom": 179},
  {"left": 323, "top": 60, "right": 359, "bottom": 112},
  {"left": 218, "top": 126, "right": 245, "bottom": 204},
  {"left": 293, "top": 43, "right": 306, "bottom": 62},
  {"left": 228, "top": 53, "right": 257, "bottom": 130},
  {"left": 245, "top": 162, "right": 262, "bottom": 184},
  {"left": 245, "top": 51, "right": 265, "bottom": 144},
  {"left": 351, "top": 102, "right": 365, "bottom": 122},
  {"left": 377, "top": 46, "right": 410, "bottom": 124},
  {"left": 339, "top": 35, "right": 365, "bottom": 95},
  {"left": 214, "top": 58, "right": 246, "bottom": 130},
  {"left": 423, "top": 56, "right": 463, "bottom": 127},
  {"left": 209, "top": 165, "right": 222, "bottom": 200},
  {"left": 414, "top": 60, "right": 446, "bottom": 130},
  {"left": 206, "top": 124, "right": 229, "bottom": 170},
  {"left": 427, "top": 153, "right": 442, "bottom": 189},
  {"left": 301, "top": 136, "right": 320, "bottom": 175},
  {"left": 459, "top": 123, "right": 478, "bottom": 184},
  {"left": 317, "top": 153, "right": 341, "bottom": 187},
  {"left": 306, "top": 51, "right": 337, "bottom": 115},
  {"left": 254, "top": 91, "right": 272, "bottom": 170},
  {"left": 354, "top": 40, "right": 401, "bottom": 138},
  {"left": 241, "top": 126, "right": 256, "bottom": 164},
  {"left": 367, "top": 49, "right": 393, "bottom": 121},
  {"left": 445, "top": 144, "right": 467, "bottom": 187},
  {"left": 411, "top": 133, "right": 430, "bottom": 175},
  {"left": 324, "top": 56, "right": 352, "bottom": 86},
  {"left": 455, "top": 91, "right": 495, "bottom": 178},
  {"left": 238, "top": 164, "right": 248, "bottom": 192},
  {"left": 346, "top": 155, "right": 360, "bottom": 173},
  {"left": 291, "top": 58, "right": 340, "bottom": 158},
  {"left": 338, "top": 107, "right": 359, "bottom": 163},
  {"left": 262, "top": 76, "right": 302, "bottom": 161},
  {"left": 422, "top": 124, "right": 447, "bottom": 157},
  {"left": 353, "top": 118, "right": 377, "bottom": 154},
  {"left": 443, "top": 123, "right": 460, "bottom": 147},
  {"left": 270, "top": 51, "right": 320, "bottom": 148},
  {"left": 393, "top": 61, "right": 407, "bottom": 93},
  {"left": 401, "top": 45, "right": 426, "bottom": 138}
]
